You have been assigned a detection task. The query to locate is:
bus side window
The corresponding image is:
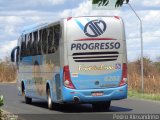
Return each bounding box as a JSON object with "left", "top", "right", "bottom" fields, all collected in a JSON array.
[
  {"left": 32, "top": 31, "right": 38, "bottom": 55},
  {"left": 32, "top": 32, "right": 35, "bottom": 55},
  {"left": 24, "top": 35, "right": 27, "bottom": 57},
  {"left": 53, "top": 25, "right": 60, "bottom": 51},
  {"left": 26, "top": 33, "right": 32, "bottom": 56},
  {"left": 31, "top": 32, "right": 36, "bottom": 56},
  {"left": 20, "top": 35, "right": 26, "bottom": 58},
  {"left": 20, "top": 36, "right": 23, "bottom": 57},
  {"left": 42, "top": 29, "right": 48, "bottom": 54},
  {"left": 38, "top": 30, "right": 42, "bottom": 55},
  {"left": 48, "top": 27, "right": 54, "bottom": 53},
  {"left": 35, "top": 31, "right": 38, "bottom": 55}
]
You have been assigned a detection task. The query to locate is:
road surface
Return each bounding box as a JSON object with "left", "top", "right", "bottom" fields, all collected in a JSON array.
[{"left": 0, "top": 83, "right": 160, "bottom": 120}]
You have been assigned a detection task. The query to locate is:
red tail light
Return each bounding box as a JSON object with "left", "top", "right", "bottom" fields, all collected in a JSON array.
[
  {"left": 63, "top": 66, "right": 75, "bottom": 89},
  {"left": 119, "top": 63, "right": 127, "bottom": 86}
]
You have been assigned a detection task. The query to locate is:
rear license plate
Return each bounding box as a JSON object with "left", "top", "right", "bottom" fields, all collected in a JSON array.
[{"left": 92, "top": 92, "right": 103, "bottom": 96}]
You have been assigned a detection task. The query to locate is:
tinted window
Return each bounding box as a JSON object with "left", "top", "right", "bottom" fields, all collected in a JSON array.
[
  {"left": 20, "top": 24, "right": 60, "bottom": 57},
  {"left": 26, "top": 33, "right": 32, "bottom": 56},
  {"left": 53, "top": 25, "right": 60, "bottom": 52},
  {"left": 48, "top": 27, "right": 54, "bottom": 53},
  {"left": 48, "top": 24, "right": 60, "bottom": 54},
  {"left": 32, "top": 31, "right": 38, "bottom": 55},
  {"left": 37, "top": 30, "right": 42, "bottom": 55},
  {"left": 41, "top": 29, "right": 48, "bottom": 54},
  {"left": 20, "top": 35, "right": 27, "bottom": 57}
]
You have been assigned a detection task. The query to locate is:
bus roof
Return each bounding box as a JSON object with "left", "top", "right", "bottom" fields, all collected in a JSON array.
[
  {"left": 21, "top": 16, "right": 122, "bottom": 35},
  {"left": 21, "top": 20, "right": 60, "bottom": 35},
  {"left": 22, "top": 23, "right": 49, "bottom": 35}
]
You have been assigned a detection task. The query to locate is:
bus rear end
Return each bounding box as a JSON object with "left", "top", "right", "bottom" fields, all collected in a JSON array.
[{"left": 62, "top": 16, "right": 127, "bottom": 110}]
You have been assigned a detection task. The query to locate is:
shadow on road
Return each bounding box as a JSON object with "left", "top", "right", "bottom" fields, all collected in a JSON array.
[{"left": 21, "top": 100, "right": 133, "bottom": 113}]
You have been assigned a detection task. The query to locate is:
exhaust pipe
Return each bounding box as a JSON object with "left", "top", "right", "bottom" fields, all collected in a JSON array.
[{"left": 73, "top": 96, "right": 80, "bottom": 103}]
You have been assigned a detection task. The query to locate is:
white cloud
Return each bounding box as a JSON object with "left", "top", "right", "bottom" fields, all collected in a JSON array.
[
  {"left": 144, "top": 49, "right": 160, "bottom": 61},
  {"left": 142, "top": 11, "right": 160, "bottom": 28},
  {"left": 0, "top": 40, "right": 17, "bottom": 59},
  {"left": 45, "top": 0, "right": 66, "bottom": 5},
  {"left": 59, "top": 0, "right": 92, "bottom": 18},
  {"left": 142, "top": 0, "right": 160, "bottom": 7},
  {"left": 60, "top": 0, "right": 121, "bottom": 18},
  {"left": 0, "top": 0, "right": 80, "bottom": 17},
  {"left": 5, "top": 16, "right": 24, "bottom": 24},
  {"left": 143, "top": 30, "right": 160, "bottom": 38},
  {"left": 4, "top": 26, "right": 15, "bottom": 36}
]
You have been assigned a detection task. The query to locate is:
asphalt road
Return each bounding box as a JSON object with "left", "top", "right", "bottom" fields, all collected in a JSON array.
[{"left": 0, "top": 83, "right": 160, "bottom": 120}]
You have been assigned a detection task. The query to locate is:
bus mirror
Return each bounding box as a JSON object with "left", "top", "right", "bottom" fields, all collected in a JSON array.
[
  {"left": 11, "top": 46, "right": 19, "bottom": 62},
  {"left": 11, "top": 49, "right": 15, "bottom": 62}
]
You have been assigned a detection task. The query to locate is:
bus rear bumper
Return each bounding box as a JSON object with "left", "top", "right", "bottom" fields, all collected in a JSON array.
[{"left": 62, "top": 84, "right": 128, "bottom": 103}]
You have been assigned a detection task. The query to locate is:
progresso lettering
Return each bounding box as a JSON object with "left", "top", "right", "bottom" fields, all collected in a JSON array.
[{"left": 71, "top": 42, "right": 120, "bottom": 50}]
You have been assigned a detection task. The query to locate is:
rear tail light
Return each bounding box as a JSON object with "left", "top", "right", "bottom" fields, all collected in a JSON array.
[
  {"left": 119, "top": 63, "right": 127, "bottom": 86},
  {"left": 63, "top": 66, "right": 75, "bottom": 89}
]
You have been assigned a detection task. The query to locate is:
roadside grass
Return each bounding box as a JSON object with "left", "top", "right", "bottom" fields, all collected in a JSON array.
[
  {"left": 128, "top": 58, "right": 160, "bottom": 101},
  {"left": 0, "top": 58, "right": 17, "bottom": 83},
  {"left": 128, "top": 90, "right": 160, "bottom": 101},
  {"left": 0, "top": 110, "right": 19, "bottom": 120}
]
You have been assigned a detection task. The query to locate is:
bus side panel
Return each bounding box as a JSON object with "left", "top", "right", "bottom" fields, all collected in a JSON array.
[
  {"left": 18, "top": 56, "right": 34, "bottom": 95},
  {"left": 33, "top": 52, "right": 61, "bottom": 101}
]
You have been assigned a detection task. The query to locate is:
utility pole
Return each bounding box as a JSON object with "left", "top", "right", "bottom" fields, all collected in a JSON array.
[{"left": 127, "top": 3, "right": 144, "bottom": 93}]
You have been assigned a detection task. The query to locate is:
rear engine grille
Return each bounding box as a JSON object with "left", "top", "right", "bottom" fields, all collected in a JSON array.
[{"left": 72, "top": 51, "right": 119, "bottom": 62}]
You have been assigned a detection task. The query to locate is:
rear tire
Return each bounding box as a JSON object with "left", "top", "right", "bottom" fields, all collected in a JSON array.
[
  {"left": 92, "top": 101, "right": 111, "bottom": 112},
  {"left": 22, "top": 82, "right": 32, "bottom": 104},
  {"left": 22, "top": 82, "right": 25, "bottom": 96},
  {"left": 25, "top": 96, "right": 32, "bottom": 104},
  {"left": 47, "top": 88, "right": 57, "bottom": 110}
]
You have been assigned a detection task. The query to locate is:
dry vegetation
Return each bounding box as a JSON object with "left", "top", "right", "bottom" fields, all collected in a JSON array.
[
  {"left": 128, "top": 57, "right": 160, "bottom": 94},
  {"left": 0, "top": 57, "right": 17, "bottom": 83}
]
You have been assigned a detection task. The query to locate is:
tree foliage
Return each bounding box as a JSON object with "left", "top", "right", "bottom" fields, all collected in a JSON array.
[{"left": 92, "top": 0, "right": 129, "bottom": 7}]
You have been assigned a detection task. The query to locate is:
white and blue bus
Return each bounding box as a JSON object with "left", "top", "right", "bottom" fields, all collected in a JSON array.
[{"left": 11, "top": 16, "right": 127, "bottom": 111}]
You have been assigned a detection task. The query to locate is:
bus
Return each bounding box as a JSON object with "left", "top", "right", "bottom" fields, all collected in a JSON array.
[{"left": 11, "top": 16, "right": 127, "bottom": 111}]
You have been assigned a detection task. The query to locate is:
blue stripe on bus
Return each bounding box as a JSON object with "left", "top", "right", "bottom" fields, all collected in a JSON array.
[{"left": 74, "top": 19, "right": 84, "bottom": 30}]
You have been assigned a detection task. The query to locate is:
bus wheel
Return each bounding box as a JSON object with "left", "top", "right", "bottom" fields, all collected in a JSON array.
[
  {"left": 25, "top": 96, "right": 32, "bottom": 104},
  {"left": 47, "top": 88, "right": 55, "bottom": 110},
  {"left": 92, "top": 101, "right": 111, "bottom": 112},
  {"left": 21, "top": 82, "right": 25, "bottom": 96},
  {"left": 22, "top": 82, "right": 32, "bottom": 104}
]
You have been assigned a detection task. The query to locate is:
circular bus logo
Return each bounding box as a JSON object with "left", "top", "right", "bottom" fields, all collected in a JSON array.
[{"left": 84, "top": 19, "right": 106, "bottom": 37}]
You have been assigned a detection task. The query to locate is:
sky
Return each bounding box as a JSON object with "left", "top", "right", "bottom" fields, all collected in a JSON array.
[{"left": 0, "top": 0, "right": 160, "bottom": 61}]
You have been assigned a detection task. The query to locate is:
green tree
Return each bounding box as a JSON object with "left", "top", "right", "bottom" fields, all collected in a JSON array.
[{"left": 92, "top": 0, "right": 129, "bottom": 7}]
